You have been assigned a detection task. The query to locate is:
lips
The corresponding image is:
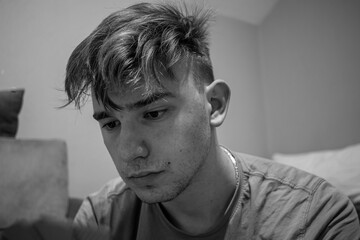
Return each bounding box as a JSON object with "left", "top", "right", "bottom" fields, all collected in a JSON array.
[{"left": 128, "top": 170, "right": 163, "bottom": 179}]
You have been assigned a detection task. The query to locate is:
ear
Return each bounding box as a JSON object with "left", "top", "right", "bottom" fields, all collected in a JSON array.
[{"left": 205, "top": 79, "right": 231, "bottom": 127}]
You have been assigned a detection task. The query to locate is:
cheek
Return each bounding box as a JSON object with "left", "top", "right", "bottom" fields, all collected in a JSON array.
[
  {"left": 101, "top": 133, "right": 123, "bottom": 169},
  {"left": 101, "top": 132, "right": 113, "bottom": 154},
  {"left": 171, "top": 104, "right": 211, "bottom": 155}
]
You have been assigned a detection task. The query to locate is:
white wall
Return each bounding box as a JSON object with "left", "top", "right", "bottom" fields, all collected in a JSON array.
[
  {"left": 0, "top": 0, "right": 266, "bottom": 197},
  {"left": 259, "top": 0, "right": 360, "bottom": 155},
  {"left": 211, "top": 16, "right": 267, "bottom": 157}
]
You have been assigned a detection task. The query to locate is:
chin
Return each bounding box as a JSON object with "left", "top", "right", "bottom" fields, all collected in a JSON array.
[{"left": 134, "top": 186, "right": 184, "bottom": 204}]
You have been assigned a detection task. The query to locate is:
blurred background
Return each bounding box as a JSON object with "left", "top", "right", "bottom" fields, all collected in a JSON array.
[{"left": 1, "top": 0, "right": 359, "bottom": 198}]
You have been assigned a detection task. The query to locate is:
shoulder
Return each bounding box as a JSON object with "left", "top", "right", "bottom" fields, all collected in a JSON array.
[
  {"left": 88, "top": 177, "right": 133, "bottom": 205},
  {"left": 74, "top": 177, "right": 140, "bottom": 227},
  {"left": 229, "top": 152, "right": 360, "bottom": 239},
  {"left": 236, "top": 152, "right": 324, "bottom": 193}
]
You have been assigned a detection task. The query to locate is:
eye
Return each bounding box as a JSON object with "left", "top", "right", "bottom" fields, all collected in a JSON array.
[
  {"left": 102, "top": 120, "right": 120, "bottom": 131},
  {"left": 144, "top": 109, "right": 167, "bottom": 120}
]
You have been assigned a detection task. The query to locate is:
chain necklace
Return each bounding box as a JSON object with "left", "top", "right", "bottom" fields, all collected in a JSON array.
[{"left": 221, "top": 146, "right": 240, "bottom": 187}]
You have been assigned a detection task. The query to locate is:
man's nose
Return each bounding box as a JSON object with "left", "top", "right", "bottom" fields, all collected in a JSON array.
[{"left": 117, "top": 122, "right": 149, "bottom": 162}]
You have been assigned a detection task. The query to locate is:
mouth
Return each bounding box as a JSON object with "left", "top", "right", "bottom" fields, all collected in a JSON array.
[{"left": 128, "top": 171, "right": 163, "bottom": 179}]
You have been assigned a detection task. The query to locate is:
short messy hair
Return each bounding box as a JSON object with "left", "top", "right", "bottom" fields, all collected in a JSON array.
[{"left": 64, "top": 1, "right": 215, "bottom": 109}]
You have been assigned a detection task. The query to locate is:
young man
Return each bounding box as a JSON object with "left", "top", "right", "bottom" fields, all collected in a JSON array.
[{"left": 64, "top": 2, "right": 360, "bottom": 239}]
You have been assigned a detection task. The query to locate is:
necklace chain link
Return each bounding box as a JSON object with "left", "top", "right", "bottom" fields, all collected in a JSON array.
[{"left": 221, "top": 146, "right": 240, "bottom": 187}]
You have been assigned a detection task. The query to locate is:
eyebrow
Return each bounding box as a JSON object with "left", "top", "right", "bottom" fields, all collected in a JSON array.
[{"left": 92, "top": 91, "right": 173, "bottom": 121}]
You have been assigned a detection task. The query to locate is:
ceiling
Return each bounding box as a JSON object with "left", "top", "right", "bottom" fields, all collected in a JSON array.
[{"left": 204, "top": 0, "right": 280, "bottom": 25}]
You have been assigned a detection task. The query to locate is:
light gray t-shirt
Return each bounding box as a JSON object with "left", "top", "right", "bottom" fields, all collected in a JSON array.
[{"left": 74, "top": 152, "right": 360, "bottom": 239}]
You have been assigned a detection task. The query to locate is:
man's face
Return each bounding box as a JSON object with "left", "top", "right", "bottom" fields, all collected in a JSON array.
[{"left": 92, "top": 65, "right": 213, "bottom": 203}]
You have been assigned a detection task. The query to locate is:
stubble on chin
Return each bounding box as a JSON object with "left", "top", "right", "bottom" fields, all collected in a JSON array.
[{"left": 133, "top": 179, "right": 189, "bottom": 204}]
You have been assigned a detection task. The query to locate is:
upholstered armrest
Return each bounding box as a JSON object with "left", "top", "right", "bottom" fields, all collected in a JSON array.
[{"left": 0, "top": 138, "right": 68, "bottom": 228}]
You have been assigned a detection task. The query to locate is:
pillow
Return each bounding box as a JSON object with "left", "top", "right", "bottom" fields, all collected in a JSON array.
[
  {"left": 0, "top": 138, "right": 68, "bottom": 228},
  {"left": 0, "top": 88, "right": 24, "bottom": 137},
  {"left": 273, "top": 143, "right": 360, "bottom": 205}
]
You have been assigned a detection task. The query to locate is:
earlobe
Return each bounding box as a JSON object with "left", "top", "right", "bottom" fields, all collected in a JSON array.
[{"left": 205, "top": 79, "right": 231, "bottom": 127}]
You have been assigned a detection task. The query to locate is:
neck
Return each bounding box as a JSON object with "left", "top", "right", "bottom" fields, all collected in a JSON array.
[{"left": 160, "top": 143, "right": 237, "bottom": 234}]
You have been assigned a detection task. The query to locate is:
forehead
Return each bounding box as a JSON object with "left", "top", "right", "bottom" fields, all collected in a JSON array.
[
  {"left": 91, "top": 78, "right": 177, "bottom": 111},
  {"left": 91, "top": 59, "right": 200, "bottom": 110}
]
